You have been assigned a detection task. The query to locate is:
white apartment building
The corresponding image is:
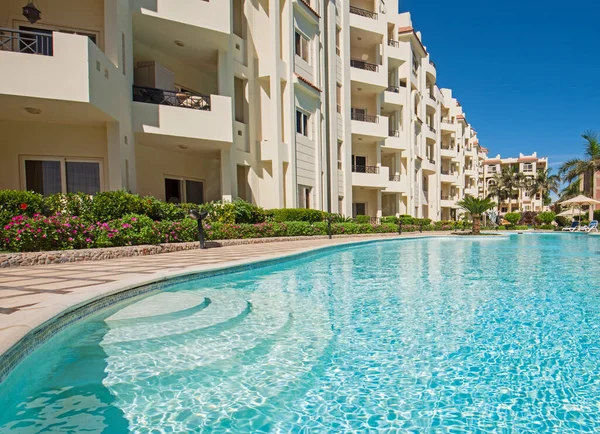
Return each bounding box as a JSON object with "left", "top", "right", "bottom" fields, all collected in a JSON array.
[
  {"left": 481, "top": 152, "right": 549, "bottom": 213},
  {"left": 0, "top": 0, "right": 484, "bottom": 220}
]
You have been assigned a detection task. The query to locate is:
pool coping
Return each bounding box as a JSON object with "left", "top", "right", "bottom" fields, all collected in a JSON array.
[{"left": 0, "top": 234, "right": 452, "bottom": 384}]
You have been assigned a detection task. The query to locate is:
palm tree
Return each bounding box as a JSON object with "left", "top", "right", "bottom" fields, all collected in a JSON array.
[
  {"left": 487, "top": 166, "right": 523, "bottom": 212},
  {"left": 457, "top": 196, "right": 496, "bottom": 235},
  {"left": 527, "top": 168, "right": 560, "bottom": 206},
  {"left": 559, "top": 180, "right": 581, "bottom": 202},
  {"left": 559, "top": 131, "right": 600, "bottom": 196}
]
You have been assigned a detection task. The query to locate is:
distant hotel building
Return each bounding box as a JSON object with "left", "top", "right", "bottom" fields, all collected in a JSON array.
[{"left": 480, "top": 152, "right": 549, "bottom": 212}]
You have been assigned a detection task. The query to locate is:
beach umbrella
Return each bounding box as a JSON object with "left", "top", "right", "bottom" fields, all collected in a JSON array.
[{"left": 560, "top": 195, "right": 600, "bottom": 221}]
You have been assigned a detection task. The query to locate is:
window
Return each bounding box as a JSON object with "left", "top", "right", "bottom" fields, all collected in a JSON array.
[
  {"left": 295, "top": 31, "right": 310, "bottom": 63},
  {"left": 164, "top": 177, "right": 204, "bottom": 204},
  {"left": 352, "top": 202, "right": 367, "bottom": 217},
  {"left": 23, "top": 157, "right": 102, "bottom": 196},
  {"left": 337, "top": 141, "right": 343, "bottom": 170},
  {"left": 336, "top": 84, "right": 342, "bottom": 113},
  {"left": 523, "top": 163, "right": 533, "bottom": 172},
  {"left": 352, "top": 155, "right": 367, "bottom": 172},
  {"left": 296, "top": 110, "right": 310, "bottom": 137},
  {"left": 298, "top": 185, "right": 312, "bottom": 208}
]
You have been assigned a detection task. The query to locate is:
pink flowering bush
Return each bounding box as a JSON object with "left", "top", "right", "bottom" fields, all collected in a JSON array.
[
  {"left": 2, "top": 214, "right": 94, "bottom": 251},
  {"left": 154, "top": 219, "right": 198, "bottom": 243}
]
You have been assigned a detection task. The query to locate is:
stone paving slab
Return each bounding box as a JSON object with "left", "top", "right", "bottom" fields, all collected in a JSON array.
[{"left": 0, "top": 233, "right": 450, "bottom": 357}]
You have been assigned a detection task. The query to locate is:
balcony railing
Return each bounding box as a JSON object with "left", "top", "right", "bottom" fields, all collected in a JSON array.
[
  {"left": 388, "top": 130, "right": 400, "bottom": 137},
  {"left": 428, "top": 158, "right": 435, "bottom": 165},
  {"left": 351, "top": 111, "right": 378, "bottom": 123},
  {"left": 386, "top": 85, "right": 399, "bottom": 93},
  {"left": 388, "top": 39, "right": 399, "bottom": 48},
  {"left": 352, "top": 165, "right": 379, "bottom": 174},
  {"left": 441, "top": 144, "right": 454, "bottom": 150},
  {"left": 428, "top": 125, "right": 437, "bottom": 134},
  {"left": 441, "top": 169, "right": 455, "bottom": 175},
  {"left": 350, "top": 5, "right": 378, "bottom": 19},
  {"left": 441, "top": 195, "right": 456, "bottom": 201},
  {"left": 429, "top": 93, "right": 437, "bottom": 102},
  {"left": 389, "top": 174, "right": 401, "bottom": 182},
  {"left": 441, "top": 117, "right": 453, "bottom": 124},
  {"left": 0, "top": 27, "right": 53, "bottom": 56},
  {"left": 429, "top": 59, "right": 436, "bottom": 68},
  {"left": 133, "top": 85, "right": 211, "bottom": 111},
  {"left": 350, "top": 59, "right": 379, "bottom": 72}
]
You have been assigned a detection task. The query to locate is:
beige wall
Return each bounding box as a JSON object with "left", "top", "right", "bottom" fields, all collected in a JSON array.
[
  {"left": 0, "top": 0, "right": 105, "bottom": 46},
  {"left": 0, "top": 120, "right": 108, "bottom": 190},
  {"left": 352, "top": 188, "right": 379, "bottom": 217},
  {"left": 135, "top": 144, "right": 222, "bottom": 202}
]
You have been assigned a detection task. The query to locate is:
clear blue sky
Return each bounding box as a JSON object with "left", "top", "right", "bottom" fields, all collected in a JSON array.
[{"left": 400, "top": 0, "right": 600, "bottom": 172}]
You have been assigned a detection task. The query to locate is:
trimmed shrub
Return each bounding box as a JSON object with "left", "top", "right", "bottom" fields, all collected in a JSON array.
[
  {"left": 0, "top": 190, "right": 45, "bottom": 226},
  {"left": 555, "top": 215, "right": 570, "bottom": 227},
  {"left": 90, "top": 190, "right": 145, "bottom": 221},
  {"left": 514, "top": 225, "right": 530, "bottom": 230},
  {"left": 44, "top": 193, "right": 95, "bottom": 221},
  {"left": 413, "top": 218, "right": 432, "bottom": 226},
  {"left": 268, "top": 208, "right": 326, "bottom": 223},
  {"left": 497, "top": 225, "right": 506, "bottom": 230},
  {"left": 539, "top": 224, "right": 554, "bottom": 230},
  {"left": 398, "top": 214, "right": 414, "bottom": 225},
  {"left": 504, "top": 212, "right": 521, "bottom": 226},
  {"left": 230, "top": 199, "right": 266, "bottom": 224},
  {"left": 354, "top": 215, "right": 371, "bottom": 224},
  {"left": 91, "top": 214, "right": 160, "bottom": 247},
  {"left": 380, "top": 216, "right": 398, "bottom": 224},
  {"left": 536, "top": 211, "right": 556, "bottom": 225}
]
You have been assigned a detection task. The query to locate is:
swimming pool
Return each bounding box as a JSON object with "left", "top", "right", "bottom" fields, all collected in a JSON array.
[{"left": 1, "top": 233, "right": 600, "bottom": 432}]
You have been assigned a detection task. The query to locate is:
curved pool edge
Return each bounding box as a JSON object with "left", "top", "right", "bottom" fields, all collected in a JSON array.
[{"left": 0, "top": 233, "right": 455, "bottom": 384}]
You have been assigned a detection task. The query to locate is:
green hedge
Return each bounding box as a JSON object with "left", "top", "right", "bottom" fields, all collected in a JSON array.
[{"left": 267, "top": 208, "right": 327, "bottom": 223}]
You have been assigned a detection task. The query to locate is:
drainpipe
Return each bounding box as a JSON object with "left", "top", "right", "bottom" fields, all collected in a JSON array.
[{"left": 323, "top": 0, "right": 332, "bottom": 213}]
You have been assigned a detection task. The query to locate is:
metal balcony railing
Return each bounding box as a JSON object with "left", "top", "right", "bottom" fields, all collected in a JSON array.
[
  {"left": 441, "top": 144, "right": 454, "bottom": 150},
  {"left": 429, "top": 59, "right": 436, "bottom": 68},
  {"left": 429, "top": 93, "right": 437, "bottom": 102},
  {"left": 388, "top": 130, "right": 400, "bottom": 137},
  {"left": 388, "top": 39, "right": 399, "bottom": 48},
  {"left": 352, "top": 165, "right": 379, "bottom": 174},
  {"left": 441, "top": 117, "right": 453, "bottom": 123},
  {"left": 0, "top": 27, "right": 53, "bottom": 56},
  {"left": 350, "top": 59, "right": 379, "bottom": 72},
  {"left": 428, "top": 158, "right": 435, "bottom": 165},
  {"left": 441, "top": 169, "right": 455, "bottom": 175},
  {"left": 133, "top": 85, "right": 211, "bottom": 111},
  {"left": 351, "top": 111, "right": 378, "bottom": 123},
  {"left": 389, "top": 174, "right": 401, "bottom": 182},
  {"left": 386, "top": 85, "right": 399, "bottom": 93},
  {"left": 441, "top": 195, "right": 456, "bottom": 200},
  {"left": 428, "top": 125, "right": 437, "bottom": 134},
  {"left": 350, "top": 5, "right": 378, "bottom": 19}
]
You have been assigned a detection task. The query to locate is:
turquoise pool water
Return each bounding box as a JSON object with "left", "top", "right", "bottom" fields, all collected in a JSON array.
[{"left": 2, "top": 234, "right": 600, "bottom": 432}]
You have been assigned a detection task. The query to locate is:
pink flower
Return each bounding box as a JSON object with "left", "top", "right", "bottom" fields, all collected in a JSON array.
[
  {"left": 42, "top": 234, "right": 47, "bottom": 238},
  {"left": 85, "top": 238, "right": 92, "bottom": 243},
  {"left": 131, "top": 217, "right": 137, "bottom": 222},
  {"left": 68, "top": 237, "right": 73, "bottom": 242}
]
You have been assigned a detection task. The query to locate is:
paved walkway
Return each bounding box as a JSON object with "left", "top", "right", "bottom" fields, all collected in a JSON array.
[{"left": 0, "top": 233, "right": 449, "bottom": 356}]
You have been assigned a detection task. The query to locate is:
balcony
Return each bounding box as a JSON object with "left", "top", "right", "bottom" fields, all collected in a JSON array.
[
  {"left": 350, "top": 59, "right": 378, "bottom": 72},
  {"left": 383, "top": 131, "right": 407, "bottom": 151},
  {"left": 132, "top": 85, "right": 233, "bottom": 149},
  {"left": 133, "top": 0, "right": 230, "bottom": 47},
  {"left": 425, "top": 58, "right": 436, "bottom": 81},
  {"left": 440, "top": 117, "right": 456, "bottom": 132},
  {"left": 385, "top": 173, "right": 408, "bottom": 193},
  {"left": 383, "top": 83, "right": 407, "bottom": 107},
  {"left": 440, "top": 194, "right": 457, "bottom": 208},
  {"left": 425, "top": 93, "right": 437, "bottom": 109},
  {"left": 422, "top": 157, "right": 436, "bottom": 173},
  {"left": 350, "top": 5, "right": 378, "bottom": 19},
  {"left": 352, "top": 165, "right": 389, "bottom": 188},
  {"left": 440, "top": 145, "right": 457, "bottom": 158},
  {"left": 440, "top": 170, "right": 459, "bottom": 184},
  {"left": 387, "top": 39, "right": 399, "bottom": 48},
  {"left": 351, "top": 111, "right": 388, "bottom": 139},
  {"left": 0, "top": 30, "right": 124, "bottom": 123}
]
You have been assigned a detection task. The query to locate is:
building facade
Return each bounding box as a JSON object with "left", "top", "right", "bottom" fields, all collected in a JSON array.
[
  {"left": 480, "top": 152, "right": 549, "bottom": 213},
  {"left": 1, "top": 0, "right": 485, "bottom": 220}
]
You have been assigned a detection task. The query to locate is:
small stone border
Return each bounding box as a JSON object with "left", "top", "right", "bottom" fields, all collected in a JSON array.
[{"left": 0, "top": 232, "right": 426, "bottom": 268}]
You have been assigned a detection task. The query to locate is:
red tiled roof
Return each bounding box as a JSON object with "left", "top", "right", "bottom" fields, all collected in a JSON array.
[
  {"left": 518, "top": 157, "right": 538, "bottom": 162},
  {"left": 298, "top": 0, "right": 321, "bottom": 18},
  {"left": 398, "top": 27, "right": 427, "bottom": 55},
  {"left": 295, "top": 73, "right": 322, "bottom": 92}
]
